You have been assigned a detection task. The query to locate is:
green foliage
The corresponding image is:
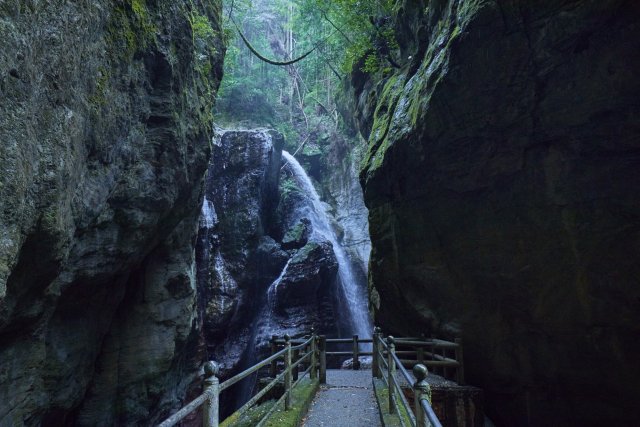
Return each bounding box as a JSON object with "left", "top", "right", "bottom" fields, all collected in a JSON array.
[
  {"left": 216, "top": 0, "right": 398, "bottom": 148},
  {"left": 129, "top": 0, "right": 157, "bottom": 47}
]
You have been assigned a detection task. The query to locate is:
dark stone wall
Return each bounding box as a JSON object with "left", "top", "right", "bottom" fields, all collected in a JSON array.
[
  {"left": 0, "top": 1, "right": 224, "bottom": 425},
  {"left": 353, "top": 1, "right": 640, "bottom": 425}
]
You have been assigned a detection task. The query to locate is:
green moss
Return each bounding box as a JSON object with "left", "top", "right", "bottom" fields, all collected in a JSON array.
[
  {"left": 40, "top": 206, "right": 59, "bottom": 234},
  {"left": 361, "top": 73, "right": 405, "bottom": 174},
  {"left": 281, "top": 176, "right": 302, "bottom": 198},
  {"left": 221, "top": 378, "right": 318, "bottom": 427},
  {"left": 105, "top": 0, "right": 157, "bottom": 62},
  {"left": 89, "top": 67, "right": 110, "bottom": 107},
  {"left": 220, "top": 401, "right": 276, "bottom": 427},
  {"left": 261, "top": 379, "right": 318, "bottom": 427},
  {"left": 372, "top": 378, "right": 414, "bottom": 427},
  {"left": 291, "top": 242, "right": 322, "bottom": 264},
  {"left": 190, "top": 12, "right": 215, "bottom": 41},
  {"left": 106, "top": 7, "right": 136, "bottom": 61},
  {"left": 129, "top": 0, "right": 157, "bottom": 46}
]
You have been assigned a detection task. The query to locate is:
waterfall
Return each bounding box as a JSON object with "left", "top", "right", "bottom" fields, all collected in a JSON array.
[
  {"left": 267, "top": 259, "right": 291, "bottom": 311},
  {"left": 282, "top": 151, "right": 373, "bottom": 338}
]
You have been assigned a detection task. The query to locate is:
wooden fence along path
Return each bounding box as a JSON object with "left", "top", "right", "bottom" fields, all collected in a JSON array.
[{"left": 158, "top": 327, "right": 466, "bottom": 427}]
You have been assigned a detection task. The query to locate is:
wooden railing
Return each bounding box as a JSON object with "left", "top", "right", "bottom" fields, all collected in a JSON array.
[
  {"left": 158, "top": 333, "right": 319, "bottom": 427},
  {"left": 271, "top": 334, "right": 373, "bottom": 370},
  {"left": 158, "top": 327, "right": 461, "bottom": 427},
  {"left": 373, "top": 329, "right": 444, "bottom": 427}
]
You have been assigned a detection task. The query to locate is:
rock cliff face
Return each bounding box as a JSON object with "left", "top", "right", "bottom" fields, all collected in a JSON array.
[
  {"left": 354, "top": 1, "right": 640, "bottom": 425},
  {"left": 197, "top": 129, "right": 285, "bottom": 375},
  {"left": 0, "top": 1, "right": 224, "bottom": 425}
]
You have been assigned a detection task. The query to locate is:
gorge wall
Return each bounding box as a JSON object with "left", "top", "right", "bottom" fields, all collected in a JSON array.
[
  {"left": 0, "top": 1, "right": 224, "bottom": 425},
  {"left": 353, "top": 1, "right": 640, "bottom": 425}
]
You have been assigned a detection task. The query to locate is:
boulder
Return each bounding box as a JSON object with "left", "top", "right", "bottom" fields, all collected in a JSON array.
[
  {"left": 282, "top": 218, "right": 312, "bottom": 250},
  {"left": 275, "top": 241, "right": 338, "bottom": 310}
]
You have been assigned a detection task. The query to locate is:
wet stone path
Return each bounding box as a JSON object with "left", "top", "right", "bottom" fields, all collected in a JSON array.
[{"left": 302, "top": 370, "right": 381, "bottom": 427}]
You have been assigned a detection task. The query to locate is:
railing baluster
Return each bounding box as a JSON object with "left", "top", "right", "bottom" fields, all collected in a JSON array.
[
  {"left": 441, "top": 345, "right": 448, "bottom": 379},
  {"left": 311, "top": 327, "right": 318, "bottom": 380},
  {"left": 455, "top": 337, "right": 464, "bottom": 384},
  {"left": 387, "top": 336, "right": 396, "bottom": 414},
  {"left": 203, "top": 361, "right": 220, "bottom": 427},
  {"left": 353, "top": 334, "right": 360, "bottom": 370},
  {"left": 284, "top": 334, "right": 292, "bottom": 411},
  {"left": 270, "top": 335, "right": 278, "bottom": 378},
  {"left": 372, "top": 327, "right": 380, "bottom": 378},
  {"left": 319, "top": 335, "right": 327, "bottom": 384},
  {"left": 417, "top": 333, "right": 425, "bottom": 365},
  {"left": 293, "top": 347, "right": 300, "bottom": 381}
]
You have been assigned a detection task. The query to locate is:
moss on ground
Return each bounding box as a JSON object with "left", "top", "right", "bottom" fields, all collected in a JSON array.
[
  {"left": 220, "top": 401, "right": 276, "bottom": 427},
  {"left": 261, "top": 378, "right": 319, "bottom": 427},
  {"left": 220, "top": 378, "right": 318, "bottom": 427},
  {"left": 372, "top": 378, "right": 413, "bottom": 427}
]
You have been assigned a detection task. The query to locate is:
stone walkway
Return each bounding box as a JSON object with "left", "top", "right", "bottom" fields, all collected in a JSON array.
[{"left": 302, "top": 370, "right": 381, "bottom": 427}]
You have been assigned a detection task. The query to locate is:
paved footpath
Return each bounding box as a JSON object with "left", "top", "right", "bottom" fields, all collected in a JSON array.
[{"left": 302, "top": 370, "right": 382, "bottom": 427}]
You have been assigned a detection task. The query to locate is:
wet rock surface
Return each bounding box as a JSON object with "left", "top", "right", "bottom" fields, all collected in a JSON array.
[
  {"left": 282, "top": 218, "right": 312, "bottom": 250},
  {"left": 353, "top": 1, "right": 640, "bottom": 425},
  {"left": 196, "top": 129, "right": 284, "bottom": 375},
  {"left": 0, "top": 1, "right": 224, "bottom": 425},
  {"left": 274, "top": 242, "right": 338, "bottom": 310}
]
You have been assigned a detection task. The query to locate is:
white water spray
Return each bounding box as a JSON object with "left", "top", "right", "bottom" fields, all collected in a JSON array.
[{"left": 282, "top": 151, "right": 373, "bottom": 338}]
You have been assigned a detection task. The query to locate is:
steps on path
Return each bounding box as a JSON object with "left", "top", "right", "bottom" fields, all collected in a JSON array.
[{"left": 302, "top": 370, "right": 381, "bottom": 427}]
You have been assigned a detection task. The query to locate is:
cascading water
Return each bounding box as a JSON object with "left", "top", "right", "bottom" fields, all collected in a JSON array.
[{"left": 281, "top": 151, "right": 373, "bottom": 338}]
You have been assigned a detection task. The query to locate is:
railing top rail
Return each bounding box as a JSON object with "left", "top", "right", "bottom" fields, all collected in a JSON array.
[
  {"left": 273, "top": 337, "right": 373, "bottom": 344},
  {"left": 393, "top": 338, "right": 459, "bottom": 348},
  {"left": 421, "top": 398, "right": 443, "bottom": 427},
  {"left": 220, "top": 346, "right": 287, "bottom": 392},
  {"left": 158, "top": 393, "right": 209, "bottom": 427},
  {"left": 393, "top": 350, "right": 415, "bottom": 386},
  {"left": 290, "top": 336, "right": 314, "bottom": 351}
]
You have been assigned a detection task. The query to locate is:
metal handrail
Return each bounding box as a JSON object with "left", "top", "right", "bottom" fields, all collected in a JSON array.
[
  {"left": 158, "top": 333, "right": 321, "bottom": 427},
  {"left": 158, "top": 392, "right": 210, "bottom": 427},
  {"left": 160, "top": 327, "right": 453, "bottom": 427},
  {"left": 388, "top": 368, "right": 416, "bottom": 427},
  {"left": 421, "top": 398, "right": 442, "bottom": 427},
  {"left": 373, "top": 329, "right": 444, "bottom": 427},
  {"left": 220, "top": 346, "right": 288, "bottom": 392},
  {"left": 290, "top": 336, "right": 314, "bottom": 351}
]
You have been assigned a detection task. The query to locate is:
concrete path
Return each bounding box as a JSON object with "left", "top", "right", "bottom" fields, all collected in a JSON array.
[{"left": 302, "top": 370, "right": 381, "bottom": 427}]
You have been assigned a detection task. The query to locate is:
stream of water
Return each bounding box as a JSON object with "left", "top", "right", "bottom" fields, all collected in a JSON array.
[{"left": 281, "top": 151, "right": 373, "bottom": 338}]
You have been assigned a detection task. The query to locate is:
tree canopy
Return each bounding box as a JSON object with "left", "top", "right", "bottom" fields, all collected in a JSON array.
[{"left": 215, "top": 0, "right": 397, "bottom": 149}]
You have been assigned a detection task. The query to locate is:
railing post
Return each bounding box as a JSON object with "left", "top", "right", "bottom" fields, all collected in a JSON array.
[
  {"left": 387, "top": 336, "right": 396, "bottom": 414},
  {"left": 372, "top": 327, "right": 380, "bottom": 378},
  {"left": 270, "top": 335, "right": 278, "bottom": 377},
  {"left": 284, "top": 334, "right": 292, "bottom": 410},
  {"left": 293, "top": 347, "right": 300, "bottom": 381},
  {"left": 352, "top": 334, "right": 360, "bottom": 370},
  {"left": 319, "top": 335, "right": 327, "bottom": 384},
  {"left": 310, "top": 327, "right": 318, "bottom": 380},
  {"left": 441, "top": 345, "right": 448, "bottom": 380},
  {"left": 203, "top": 361, "right": 220, "bottom": 427},
  {"left": 413, "top": 364, "right": 432, "bottom": 427},
  {"left": 417, "top": 333, "right": 425, "bottom": 365},
  {"left": 455, "top": 337, "right": 465, "bottom": 384}
]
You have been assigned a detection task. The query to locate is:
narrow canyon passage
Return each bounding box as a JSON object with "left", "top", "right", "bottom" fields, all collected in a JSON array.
[{"left": 1, "top": 0, "right": 638, "bottom": 426}]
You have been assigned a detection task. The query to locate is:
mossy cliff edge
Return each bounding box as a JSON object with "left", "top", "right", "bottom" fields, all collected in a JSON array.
[
  {"left": 352, "top": 1, "right": 640, "bottom": 425},
  {"left": 0, "top": 0, "right": 224, "bottom": 425}
]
